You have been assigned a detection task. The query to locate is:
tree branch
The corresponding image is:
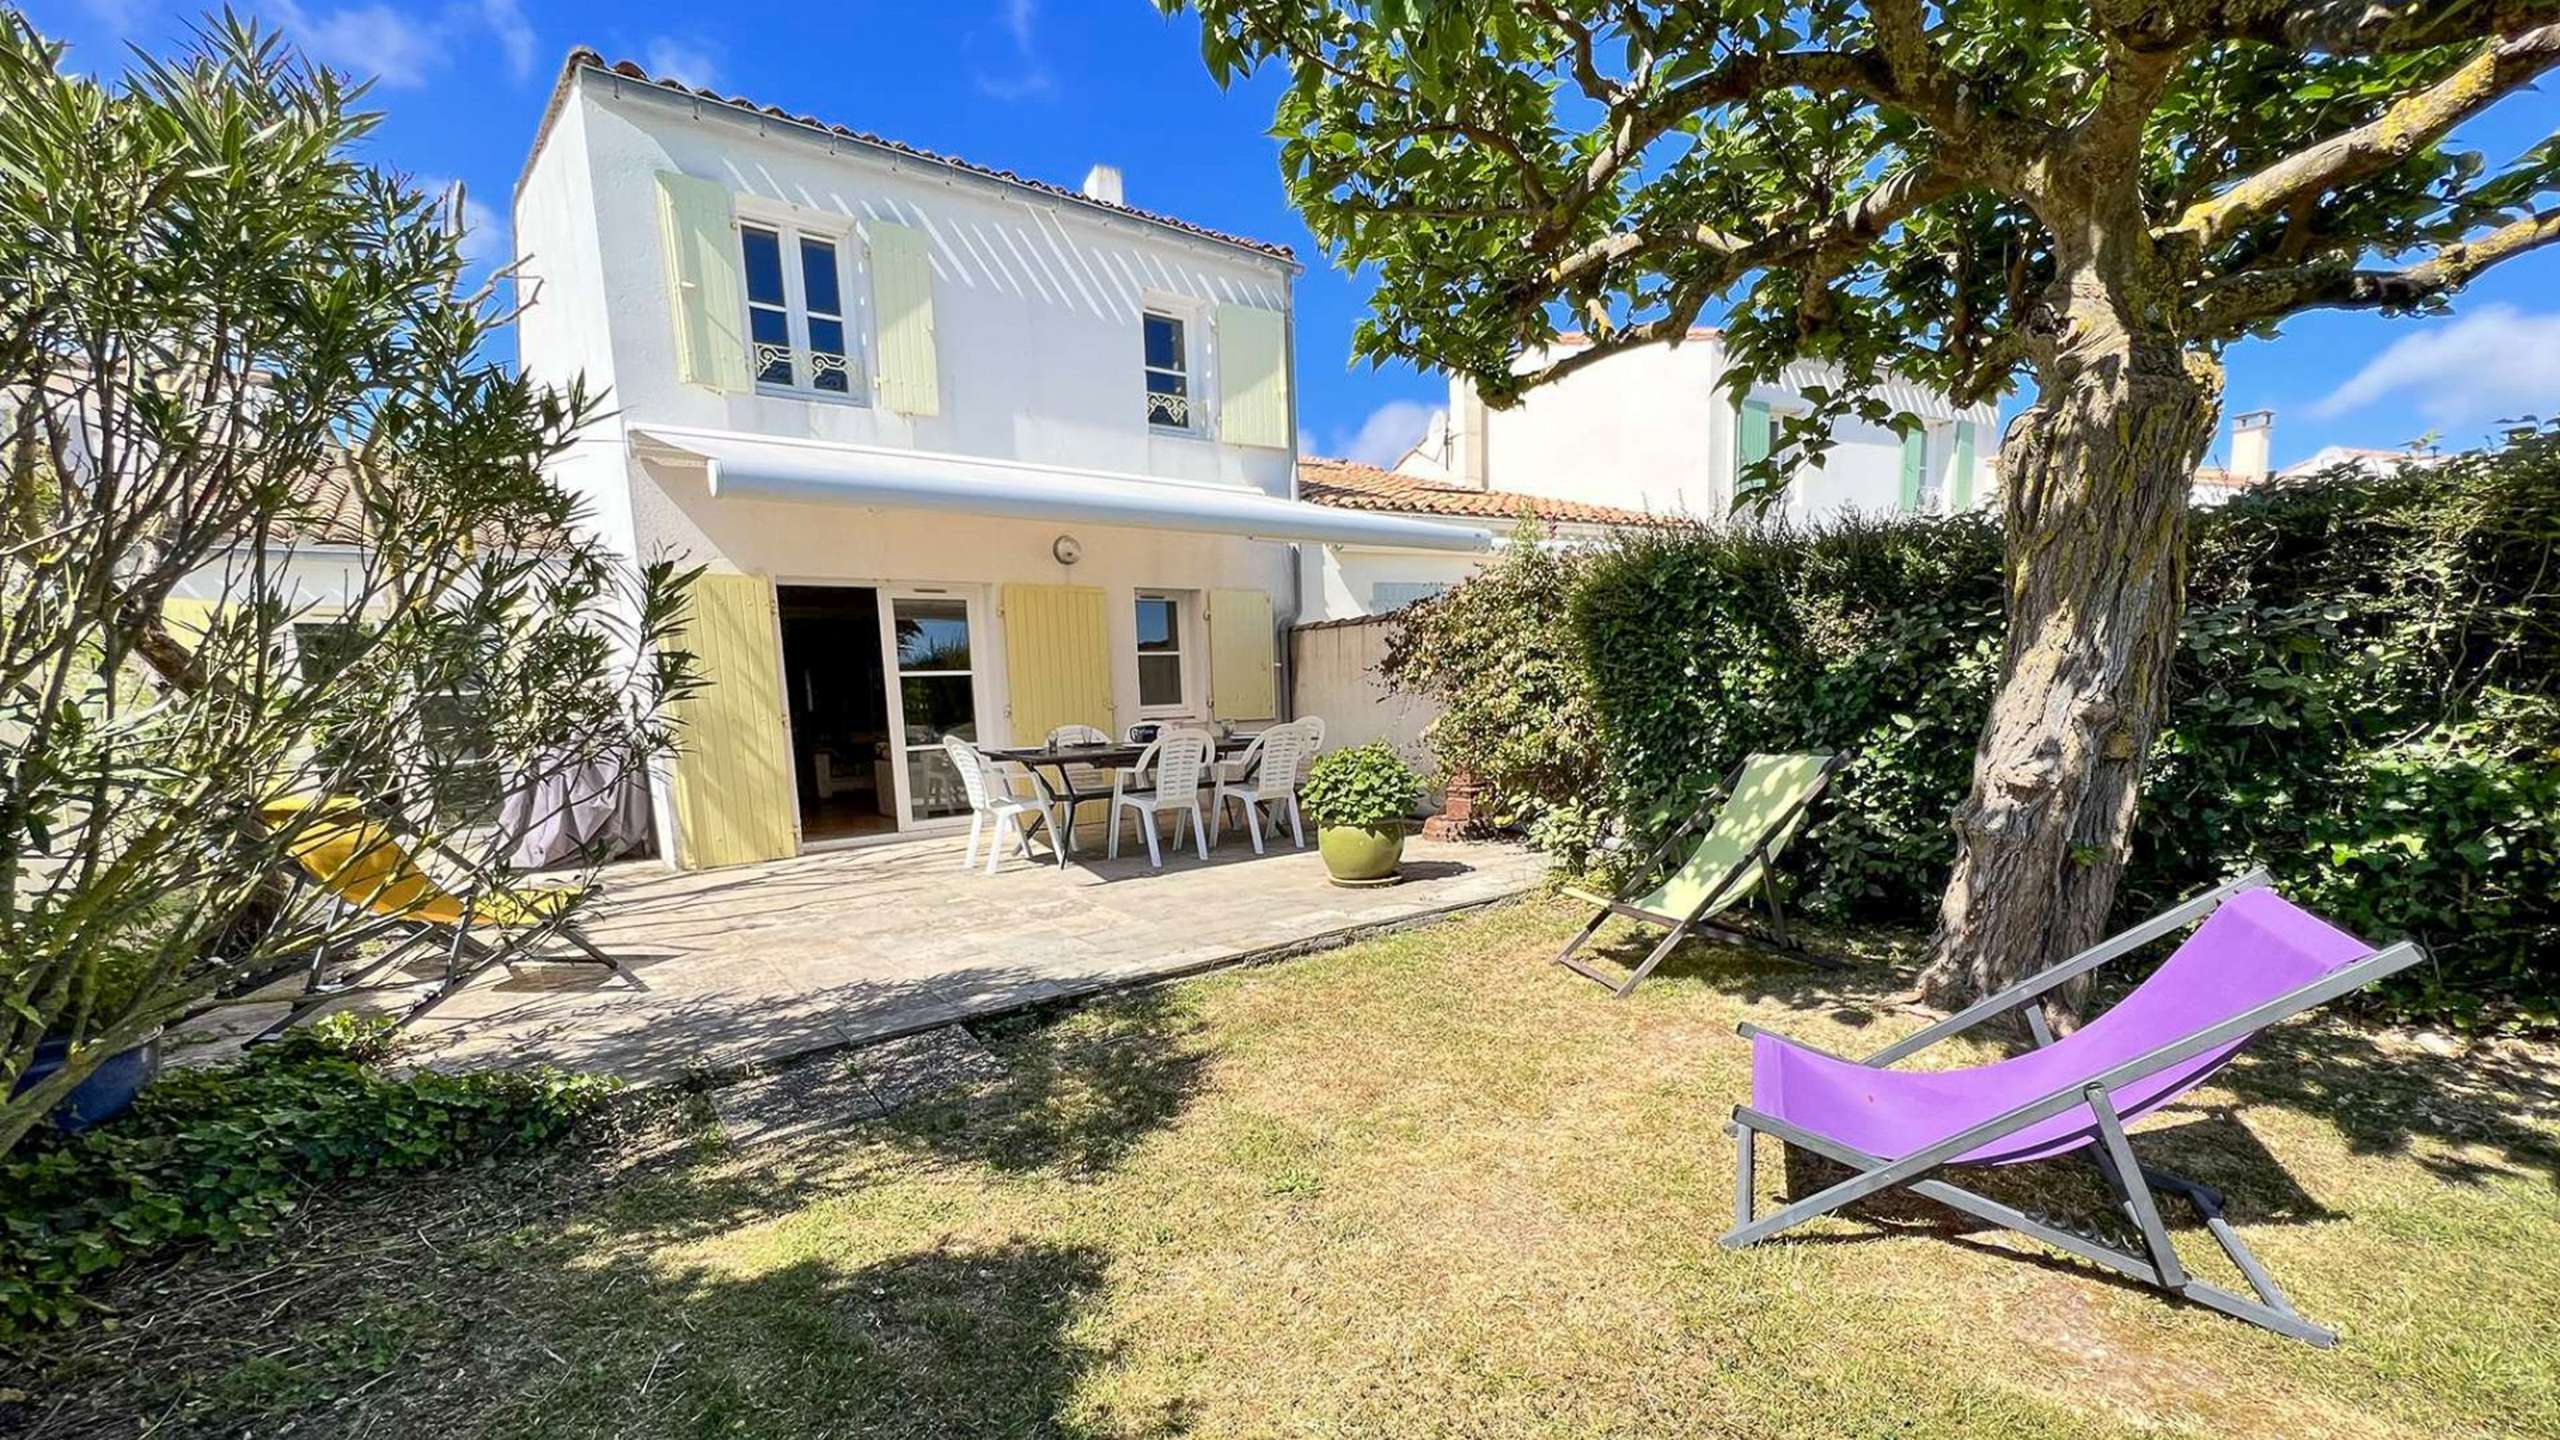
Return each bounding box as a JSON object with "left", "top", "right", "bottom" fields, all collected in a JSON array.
[
  {"left": 2169, "top": 25, "right": 2560, "bottom": 251},
  {"left": 2216, "top": 1, "right": 2560, "bottom": 53},
  {"left": 1505, "top": 163, "right": 1969, "bottom": 396},
  {"left": 2190, "top": 204, "right": 2560, "bottom": 331}
]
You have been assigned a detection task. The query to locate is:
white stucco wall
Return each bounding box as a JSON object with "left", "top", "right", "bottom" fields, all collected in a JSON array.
[
  {"left": 1461, "top": 335, "right": 1998, "bottom": 525},
  {"left": 1297, "top": 525, "right": 1634, "bottom": 623},
  {"left": 1479, "top": 341, "right": 1721, "bottom": 516},
  {"left": 1288, "top": 618, "right": 1440, "bottom": 783}
]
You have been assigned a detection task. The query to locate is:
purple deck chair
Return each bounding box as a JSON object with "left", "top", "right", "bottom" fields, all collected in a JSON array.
[{"left": 1722, "top": 870, "right": 2423, "bottom": 1346}]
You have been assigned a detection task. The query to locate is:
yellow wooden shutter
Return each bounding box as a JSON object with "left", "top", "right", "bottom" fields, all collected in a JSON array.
[
  {"left": 161, "top": 596, "right": 221, "bottom": 649},
  {"left": 666, "top": 572, "right": 798, "bottom": 869},
  {"left": 1215, "top": 304, "right": 1289, "bottom": 449},
  {"left": 870, "top": 222, "right": 940, "bottom": 416},
  {"left": 1208, "top": 588, "right": 1276, "bottom": 721},
  {"left": 656, "top": 171, "right": 750, "bottom": 393},
  {"left": 1001, "top": 584, "right": 1111, "bottom": 745}
]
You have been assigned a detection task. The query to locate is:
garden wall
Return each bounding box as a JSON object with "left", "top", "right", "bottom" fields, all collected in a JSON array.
[
  {"left": 1289, "top": 616, "right": 1441, "bottom": 782},
  {"left": 1385, "top": 424, "right": 2560, "bottom": 1027}
]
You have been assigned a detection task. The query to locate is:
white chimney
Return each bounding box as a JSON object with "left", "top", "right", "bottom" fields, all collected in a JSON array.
[
  {"left": 2231, "top": 409, "right": 2274, "bottom": 482},
  {"left": 1080, "top": 164, "right": 1124, "bottom": 206}
]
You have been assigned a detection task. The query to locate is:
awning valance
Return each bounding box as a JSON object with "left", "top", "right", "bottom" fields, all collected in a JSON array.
[{"left": 629, "top": 427, "right": 1491, "bottom": 553}]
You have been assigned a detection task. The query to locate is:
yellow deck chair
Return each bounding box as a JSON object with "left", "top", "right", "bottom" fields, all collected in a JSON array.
[
  {"left": 1555, "top": 752, "right": 1846, "bottom": 996},
  {"left": 254, "top": 795, "right": 631, "bottom": 1039}
]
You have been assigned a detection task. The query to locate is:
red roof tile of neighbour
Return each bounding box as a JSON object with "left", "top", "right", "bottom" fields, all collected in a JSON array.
[
  {"left": 558, "top": 49, "right": 1296, "bottom": 265},
  {"left": 1298, "top": 457, "right": 1685, "bottom": 530},
  {"left": 1548, "top": 325, "right": 1721, "bottom": 347}
]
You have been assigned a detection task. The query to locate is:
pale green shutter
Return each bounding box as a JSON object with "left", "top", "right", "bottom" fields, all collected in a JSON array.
[
  {"left": 1001, "top": 584, "right": 1112, "bottom": 744},
  {"left": 1216, "top": 304, "right": 1290, "bottom": 449},
  {"left": 1738, "top": 399, "right": 1773, "bottom": 470},
  {"left": 1951, "top": 421, "right": 1978, "bottom": 511},
  {"left": 1208, "top": 588, "right": 1276, "bottom": 722},
  {"left": 871, "top": 222, "right": 940, "bottom": 415},
  {"left": 666, "top": 573, "right": 799, "bottom": 869},
  {"left": 1898, "top": 429, "right": 1926, "bottom": 513},
  {"left": 655, "top": 172, "right": 750, "bottom": 393}
]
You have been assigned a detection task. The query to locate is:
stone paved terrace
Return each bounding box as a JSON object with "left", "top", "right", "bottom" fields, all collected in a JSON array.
[{"left": 183, "top": 835, "right": 1550, "bottom": 1085}]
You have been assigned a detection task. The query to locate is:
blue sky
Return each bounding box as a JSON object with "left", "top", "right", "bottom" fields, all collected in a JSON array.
[{"left": 33, "top": 0, "right": 2560, "bottom": 471}]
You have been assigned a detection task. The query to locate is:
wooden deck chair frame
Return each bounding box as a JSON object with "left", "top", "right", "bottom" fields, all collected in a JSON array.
[
  {"left": 247, "top": 802, "right": 634, "bottom": 1044},
  {"left": 1554, "top": 751, "right": 1849, "bottom": 997},
  {"left": 1721, "top": 870, "right": 2426, "bottom": 1347}
]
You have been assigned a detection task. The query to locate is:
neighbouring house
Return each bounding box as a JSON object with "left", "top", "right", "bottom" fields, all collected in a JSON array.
[
  {"left": 1295, "top": 456, "right": 1685, "bottom": 620},
  {"left": 510, "top": 49, "right": 1487, "bottom": 869},
  {"left": 1389, "top": 328, "right": 2002, "bottom": 525},
  {"left": 2190, "top": 409, "right": 2452, "bottom": 507}
]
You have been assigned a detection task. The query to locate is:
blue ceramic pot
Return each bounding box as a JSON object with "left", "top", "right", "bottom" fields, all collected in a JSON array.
[{"left": 11, "top": 1032, "right": 163, "bottom": 1132}]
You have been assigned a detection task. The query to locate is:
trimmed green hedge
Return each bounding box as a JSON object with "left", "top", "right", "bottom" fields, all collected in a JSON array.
[
  {"left": 0, "top": 1017, "right": 616, "bottom": 1336},
  {"left": 1388, "top": 422, "right": 2560, "bottom": 1028}
]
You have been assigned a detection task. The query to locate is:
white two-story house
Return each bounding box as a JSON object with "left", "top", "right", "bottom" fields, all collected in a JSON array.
[
  {"left": 512, "top": 50, "right": 1485, "bottom": 869},
  {"left": 1297, "top": 330, "right": 1999, "bottom": 619}
]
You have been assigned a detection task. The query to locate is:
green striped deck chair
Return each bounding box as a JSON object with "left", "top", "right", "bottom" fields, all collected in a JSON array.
[{"left": 1556, "top": 751, "right": 1846, "bottom": 996}]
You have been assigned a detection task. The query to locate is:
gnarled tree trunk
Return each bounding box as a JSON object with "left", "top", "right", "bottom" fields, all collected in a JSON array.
[{"left": 1920, "top": 319, "right": 2220, "bottom": 1013}]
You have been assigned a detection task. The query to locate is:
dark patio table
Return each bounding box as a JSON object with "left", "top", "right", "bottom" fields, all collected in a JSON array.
[{"left": 981, "top": 738, "right": 1259, "bottom": 867}]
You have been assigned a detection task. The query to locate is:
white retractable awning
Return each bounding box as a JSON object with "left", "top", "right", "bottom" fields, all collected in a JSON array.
[{"left": 630, "top": 427, "right": 1492, "bottom": 553}]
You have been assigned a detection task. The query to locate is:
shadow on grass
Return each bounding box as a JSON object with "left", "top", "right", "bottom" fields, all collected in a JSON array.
[
  {"left": 463, "top": 1239, "right": 1155, "bottom": 1439},
  {"left": 560, "top": 987, "right": 1215, "bottom": 1259},
  {"left": 1774, "top": 1107, "right": 2335, "bottom": 1239},
  {"left": 2217, "top": 1021, "right": 2560, "bottom": 1192},
  {"left": 1576, "top": 914, "right": 1924, "bottom": 1032},
  {"left": 886, "top": 988, "right": 1212, "bottom": 1178}
]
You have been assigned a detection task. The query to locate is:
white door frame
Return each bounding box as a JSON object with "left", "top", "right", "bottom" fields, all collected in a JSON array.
[
  {"left": 878, "top": 582, "right": 993, "bottom": 834},
  {"left": 770, "top": 576, "right": 992, "bottom": 847}
]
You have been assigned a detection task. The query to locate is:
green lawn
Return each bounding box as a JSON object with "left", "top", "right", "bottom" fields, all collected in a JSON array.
[{"left": 14, "top": 898, "right": 2560, "bottom": 1438}]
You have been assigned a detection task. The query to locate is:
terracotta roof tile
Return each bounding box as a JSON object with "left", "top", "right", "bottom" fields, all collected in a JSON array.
[
  {"left": 565, "top": 49, "right": 1295, "bottom": 264},
  {"left": 1297, "top": 457, "right": 1685, "bottom": 530}
]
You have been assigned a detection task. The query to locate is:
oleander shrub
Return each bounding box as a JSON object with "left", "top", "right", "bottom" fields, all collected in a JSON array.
[
  {"left": 0, "top": 1016, "right": 616, "bottom": 1336},
  {"left": 1392, "top": 422, "right": 2560, "bottom": 1027}
]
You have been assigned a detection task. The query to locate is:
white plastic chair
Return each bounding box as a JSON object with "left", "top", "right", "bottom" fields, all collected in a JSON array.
[
  {"left": 944, "top": 736, "right": 1056, "bottom": 875},
  {"left": 1290, "top": 715, "right": 1326, "bottom": 786},
  {"left": 1043, "top": 723, "right": 1113, "bottom": 853},
  {"left": 1209, "top": 723, "right": 1310, "bottom": 853},
  {"left": 1107, "top": 727, "right": 1213, "bottom": 868}
]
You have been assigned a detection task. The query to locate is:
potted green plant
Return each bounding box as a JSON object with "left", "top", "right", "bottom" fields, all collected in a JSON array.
[{"left": 1300, "top": 742, "right": 1423, "bottom": 886}]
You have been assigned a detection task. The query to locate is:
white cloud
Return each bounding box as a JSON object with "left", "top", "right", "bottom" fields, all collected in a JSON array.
[
  {"left": 2309, "top": 304, "right": 2560, "bottom": 430},
  {"left": 1318, "top": 399, "right": 1438, "bottom": 467},
  {"left": 973, "top": 0, "right": 1053, "bottom": 101},
  {"left": 265, "top": 1, "right": 540, "bottom": 89},
  {"left": 270, "top": 2, "right": 447, "bottom": 88},
  {"left": 643, "top": 35, "right": 724, "bottom": 93},
  {"left": 421, "top": 175, "right": 506, "bottom": 269},
  {"left": 78, "top": 0, "right": 161, "bottom": 34},
  {"left": 478, "top": 0, "right": 537, "bottom": 83}
]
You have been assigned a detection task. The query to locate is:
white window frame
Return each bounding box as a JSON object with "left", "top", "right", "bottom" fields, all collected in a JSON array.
[
  {"left": 1141, "top": 307, "right": 1198, "bottom": 435},
  {"left": 735, "top": 215, "right": 867, "bottom": 405},
  {"left": 1132, "top": 589, "right": 1194, "bottom": 717}
]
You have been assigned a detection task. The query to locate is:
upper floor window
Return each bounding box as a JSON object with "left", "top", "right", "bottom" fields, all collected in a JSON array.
[
  {"left": 1143, "top": 311, "right": 1191, "bottom": 430},
  {"left": 741, "top": 223, "right": 858, "bottom": 398}
]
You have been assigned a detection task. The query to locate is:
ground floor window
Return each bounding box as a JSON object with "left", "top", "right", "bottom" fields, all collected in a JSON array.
[
  {"left": 1369, "top": 580, "right": 1451, "bottom": 612},
  {"left": 1134, "top": 592, "right": 1189, "bottom": 712}
]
